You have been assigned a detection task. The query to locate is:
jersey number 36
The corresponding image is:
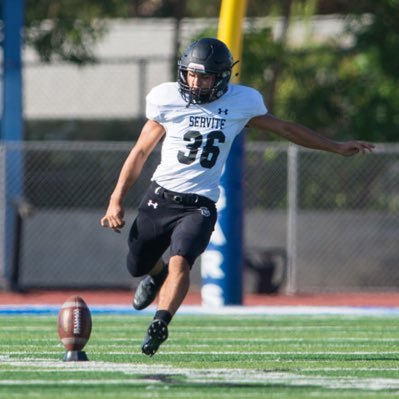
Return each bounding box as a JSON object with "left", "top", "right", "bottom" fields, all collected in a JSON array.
[{"left": 177, "top": 130, "right": 225, "bottom": 169}]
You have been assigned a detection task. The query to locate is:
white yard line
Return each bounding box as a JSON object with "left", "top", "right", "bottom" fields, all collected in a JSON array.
[
  {"left": 0, "top": 360, "right": 399, "bottom": 391},
  {"left": 3, "top": 350, "right": 399, "bottom": 356}
]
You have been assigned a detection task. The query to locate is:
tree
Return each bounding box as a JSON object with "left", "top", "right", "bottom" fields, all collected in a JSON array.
[
  {"left": 240, "top": 0, "right": 399, "bottom": 142},
  {"left": 24, "top": 0, "right": 124, "bottom": 64}
]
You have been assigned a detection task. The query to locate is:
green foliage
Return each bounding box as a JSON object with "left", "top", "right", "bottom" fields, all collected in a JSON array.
[
  {"left": 349, "top": 0, "right": 399, "bottom": 79},
  {"left": 275, "top": 46, "right": 399, "bottom": 142},
  {"left": 25, "top": 0, "right": 123, "bottom": 63},
  {"left": 239, "top": 22, "right": 399, "bottom": 142},
  {"left": 240, "top": 27, "right": 281, "bottom": 94}
]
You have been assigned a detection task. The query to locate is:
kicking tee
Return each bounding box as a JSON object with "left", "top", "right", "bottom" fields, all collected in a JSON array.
[{"left": 146, "top": 82, "right": 267, "bottom": 202}]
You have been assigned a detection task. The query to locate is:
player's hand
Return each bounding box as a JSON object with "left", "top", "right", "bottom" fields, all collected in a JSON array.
[
  {"left": 338, "top": 141, "right": 375, "bottom": 156},
  {"left": 100, "top": 204, "right": 125, "bottom": 234}
]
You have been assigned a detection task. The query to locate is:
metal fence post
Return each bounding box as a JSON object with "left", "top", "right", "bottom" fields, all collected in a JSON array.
[
  {"left": 137, "top": 58, "right": 147, "bottom": 123},
  {"left": 286, "top": 144, "right": 298, "bottom": 294}
]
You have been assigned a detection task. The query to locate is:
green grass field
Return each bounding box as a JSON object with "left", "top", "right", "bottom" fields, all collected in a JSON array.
[{"left": 0, "top": 313, "right": 399, "bottom": 398}]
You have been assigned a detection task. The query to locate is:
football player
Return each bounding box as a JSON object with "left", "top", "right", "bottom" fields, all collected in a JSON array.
[{"left": 100, "top": 38, "right": 374, "bottom": 356}]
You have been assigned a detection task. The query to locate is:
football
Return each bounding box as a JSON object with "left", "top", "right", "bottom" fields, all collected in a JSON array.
[{"left": 57, "top": 295, "right": 92, "bottom": 352}]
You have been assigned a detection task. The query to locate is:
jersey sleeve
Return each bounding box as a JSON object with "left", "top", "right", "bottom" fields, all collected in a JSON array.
[
  {"left": 145, "top": 85, "right": 164, "bottom": 123},
  {"left": 239, "top": 86, "right": 268, "bottom": 119},
  {"left": 146, "top": 82, "right": 183, "bottom": 123}
]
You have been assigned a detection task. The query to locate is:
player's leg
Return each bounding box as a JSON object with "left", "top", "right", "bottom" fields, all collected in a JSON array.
[
  {"left": 141, "top": 254, "right": 189, "bottom": 357},
  {"left": 157, "top": 255, "right": 190, "bottom": 316},
  {"left": 159, "top": 204, "right": 217, "bottom": 316},
  {"left": 126, "top": 190, "right": 171, "bottom": 310},
  {"left": 141, "top": 204, "right": 216, "bottom": 356}
]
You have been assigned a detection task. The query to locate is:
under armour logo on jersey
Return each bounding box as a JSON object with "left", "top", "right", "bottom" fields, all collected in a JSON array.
[
  {"left": 218, "top": 108, "right": 228, "bottom": 115},
  {"left": 148, "top": 200, "right": 158, "bottom": 209}
]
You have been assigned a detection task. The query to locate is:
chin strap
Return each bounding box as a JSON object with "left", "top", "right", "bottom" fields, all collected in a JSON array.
[{"left": 186, "top": 91, "right": 193, "bottom": 108}]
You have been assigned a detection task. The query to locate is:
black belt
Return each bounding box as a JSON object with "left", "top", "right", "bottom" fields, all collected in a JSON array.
[{"left": 153, "top": 183, "right": 215, "bottom": 207}]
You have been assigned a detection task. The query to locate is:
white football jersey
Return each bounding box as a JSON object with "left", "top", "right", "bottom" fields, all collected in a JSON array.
[{"left": 146, "top": 82, "right": 267, "bottom": 201}]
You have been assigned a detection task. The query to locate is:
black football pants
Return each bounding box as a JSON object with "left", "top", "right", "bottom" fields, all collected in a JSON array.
[{"left": 126, "top": 182, "right": 217, "bottom": 277}]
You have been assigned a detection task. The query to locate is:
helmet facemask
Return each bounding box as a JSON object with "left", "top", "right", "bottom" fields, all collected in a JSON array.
[{"left": 178, "top": 67, "right": 231, "bottom": 105}]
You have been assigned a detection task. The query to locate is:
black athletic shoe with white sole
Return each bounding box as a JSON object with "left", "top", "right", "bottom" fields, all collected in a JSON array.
[
  {"left": 141, "top": 319, "right": 168, "bottom": 356},
  {"left": 133, "top": 265, "right": 168, "bottom": 310}
]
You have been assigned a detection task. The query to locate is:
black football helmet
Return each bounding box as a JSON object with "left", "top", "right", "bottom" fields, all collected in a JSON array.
[{"left": 178, "top": 38, "right": 234, "bottom": 105}]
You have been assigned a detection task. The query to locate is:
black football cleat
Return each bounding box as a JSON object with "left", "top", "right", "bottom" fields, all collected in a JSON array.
[
  {"left": 133, "top": 275, "right": 158, "bottom": 310},
  {"left": 141, "top": 319, "right": 168, "bottom": 357},
  {"left": 133, "top": 265, "right": 168, "bottom": 310}
]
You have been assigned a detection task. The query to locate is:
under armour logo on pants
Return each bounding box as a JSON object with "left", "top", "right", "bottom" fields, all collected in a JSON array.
[{"left": 148, "top": 200, "right": 158, "bottom": 209}]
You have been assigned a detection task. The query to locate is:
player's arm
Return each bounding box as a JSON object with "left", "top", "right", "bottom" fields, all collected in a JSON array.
[
  {"left": 248, "top": 113, "right": 375, "bottom": 156},
  {"left": 100, "top": 119, "right": 165, "bottom": 233}
]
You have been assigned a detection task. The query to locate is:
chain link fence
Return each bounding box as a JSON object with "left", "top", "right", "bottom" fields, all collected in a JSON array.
[{"left": 1, "top": 141, "right": 398, "bottom": 293}]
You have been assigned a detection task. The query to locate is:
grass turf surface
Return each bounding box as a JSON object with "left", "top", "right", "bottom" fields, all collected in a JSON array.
[{"left": 0, "top": 314, "right": 399, "bottom": 398}]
